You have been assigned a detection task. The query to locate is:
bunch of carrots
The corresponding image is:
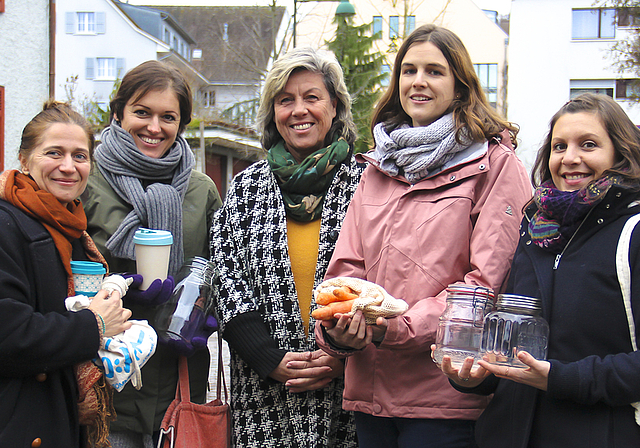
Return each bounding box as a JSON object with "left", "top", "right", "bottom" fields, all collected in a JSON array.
[{"left": 311, "top": 286, "right": 359, "bottom": 320}]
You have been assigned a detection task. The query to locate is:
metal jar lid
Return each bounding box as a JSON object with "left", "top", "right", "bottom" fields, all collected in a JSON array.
[
  {"left": 495, "top": 294, "right": 542, "bottom": 314},
  {"left": 446, "top": 284, "right": 494, "bottom": 307}
]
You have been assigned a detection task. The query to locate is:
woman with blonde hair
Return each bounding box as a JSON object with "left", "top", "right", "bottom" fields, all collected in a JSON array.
[{"left": 211, "top": 47, "right": 361, "bottom": 447}]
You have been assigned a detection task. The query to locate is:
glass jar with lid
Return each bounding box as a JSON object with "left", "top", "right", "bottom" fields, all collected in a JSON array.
[
  {"left": 479, "top": 294, "right": 549, "bottom": 368},
  {"left": 154, "top": 256, "right": 216, "bottom": 355},
  {"left": 432, "top": 285, "right": 494, "bottom": 372}
]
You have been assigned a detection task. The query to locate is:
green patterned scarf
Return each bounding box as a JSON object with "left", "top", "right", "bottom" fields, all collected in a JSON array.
[{"left": 267, "top": 137, "right": 350, "bottom": 222}]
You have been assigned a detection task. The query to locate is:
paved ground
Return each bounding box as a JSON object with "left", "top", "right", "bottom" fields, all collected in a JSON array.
[{"left": 206, "top": 332, "right": 231, "bottom": 402}]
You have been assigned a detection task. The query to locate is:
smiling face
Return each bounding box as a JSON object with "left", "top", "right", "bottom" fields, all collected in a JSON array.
[
  {"left": 399, "top": 41, "right": 457, "bottom": 128},
  {"left": 20, "top": 122, "right": 91, "bottom": 206},
  {"left": 273, "top": 70, "right": 337, "bottom": 163},
  {"left": 120, "top": 88, "right": 181, "bottom": 158},
  {"left": 549, "top": 112, "right": 617, "bottom": 191}
]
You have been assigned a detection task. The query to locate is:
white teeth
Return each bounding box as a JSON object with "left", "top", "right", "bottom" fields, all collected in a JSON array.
[
  {"left": 412, "top": 96, "right": 430, "bottom": 101},
  {"left": 140, "top": 136, "right": 161, "bottom": 144},
  {"left": 565, "top": 174, "right": 589, "bottom": 180},
  {"left": 292, "top": 123, "right": 312, "bottom": 130}
]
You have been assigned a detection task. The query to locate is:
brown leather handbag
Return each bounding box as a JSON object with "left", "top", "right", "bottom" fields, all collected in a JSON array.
[{"left": 157, "top": 336, "right": 231, "bottom": 448}]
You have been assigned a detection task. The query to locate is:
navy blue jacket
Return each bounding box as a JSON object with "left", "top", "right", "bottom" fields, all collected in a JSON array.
[
  {"left": 0, "top": 200, "right": 101, "bottom": 448},
  {"left": 466, "top": 186, "right": 640, "bottom": 448}
]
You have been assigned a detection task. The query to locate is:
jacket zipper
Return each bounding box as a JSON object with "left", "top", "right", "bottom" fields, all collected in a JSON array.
[{"left": 553, "top": 208, "right": 595, "bottom": 270}]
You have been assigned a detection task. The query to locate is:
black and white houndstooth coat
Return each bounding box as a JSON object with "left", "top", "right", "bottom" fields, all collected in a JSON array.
[{"left": 210, "top": 156, "right": 364, "bottom": 448}]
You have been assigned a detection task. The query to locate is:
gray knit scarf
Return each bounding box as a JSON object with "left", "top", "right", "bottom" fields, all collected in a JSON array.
[
  {"left": 371, "top": 113, "right": 472, "bottom": 183},
  {"left": 94, "top": 119, "right": 194, "bottom": 277}
]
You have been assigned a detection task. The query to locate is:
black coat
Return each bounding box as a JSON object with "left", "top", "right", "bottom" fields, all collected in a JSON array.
[
  {"left": 466, "top": 186, "right": 640, "bottom": 447},
  {"left": 0, "top": 200, "right": 101, "bottom": 448}
]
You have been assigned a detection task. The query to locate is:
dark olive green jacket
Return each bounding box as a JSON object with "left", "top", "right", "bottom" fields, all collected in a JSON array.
[{"left": 82, "top": 168, "right": 222, "bottom": 435}]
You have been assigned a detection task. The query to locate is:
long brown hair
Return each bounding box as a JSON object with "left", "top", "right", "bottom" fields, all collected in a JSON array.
[
  {"left": 532, "top": 93, "right": 640, "bottom": 189},
  {"left": 372, "top": 24, "right": 517, "bottom": 146}
]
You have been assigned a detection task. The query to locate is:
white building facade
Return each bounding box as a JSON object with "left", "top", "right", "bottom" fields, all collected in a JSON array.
[
  {"left": 508, "top": 0, "right": 640, "bottom": 171},
  {"left": 0, "top": 0, "right": 50, "bottom": 171},
  {"left": 292, "top": 0, "right": 509, "bottom": 115},
  {"left": 55, "top": 0, "right": 173, "bottom": 114}
]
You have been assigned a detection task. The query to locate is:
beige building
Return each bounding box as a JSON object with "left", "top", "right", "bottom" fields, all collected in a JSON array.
[{"left": 292, "top": 0, "right": 509, "bottom": 114}]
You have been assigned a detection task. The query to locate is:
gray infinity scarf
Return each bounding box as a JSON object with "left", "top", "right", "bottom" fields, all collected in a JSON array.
[
  {"left": 94, "top": 120, "right": 194, "bottom": 277},
  {"left": 372, "top": 113, "right": 472, "bottom": 183}
]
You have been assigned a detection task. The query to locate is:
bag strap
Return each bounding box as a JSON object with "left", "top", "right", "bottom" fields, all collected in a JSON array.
[
  {"left": 615, "top": 213, "right": 640, "bottom": 351},
  {"left": 216, "top": 334, "right": 229, "bottom": 403},
  {"left": 177, "top": 355, "right": 191, "bottom": 402},
  {"left": 615, "top": 211, "right": 640, "bottom": 425}
]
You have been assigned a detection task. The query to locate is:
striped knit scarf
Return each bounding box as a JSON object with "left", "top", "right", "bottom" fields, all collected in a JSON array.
[
  {"left": 95, "top": 120, "right": 194, "bottom": 277},
  {"left": 371, "top": 113, "right": 472, "bottom": 183},
  {"left": 529, "top": 175, "right": 621, "bottom": 252}
]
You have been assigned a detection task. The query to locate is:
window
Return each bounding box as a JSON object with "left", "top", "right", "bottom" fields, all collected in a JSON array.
[
  {"left": 572, "top": 9, "right": 615, "bottom": 39},
  {"left": 405, "top": 15, "right": 416, "bottom": 34},
  {"left": 164, "top": 28, "right": 171, "bottom": 44},
  {"left": 618, "top": 8, "right": 640, "bottom": 27},
  {"left": 372, "top": 16, "right": 383, "bottom": 38},
  {"left": 96, "top": 58, "right": 115, "bottom": 79},
  {"left": 474, "top": 63, "right": 498, "bottom": 107},
  {"left": 223, "top": 23, "right": 229, "bottom": 43},
  {"left": 569, "top": 79, "right": 614, "bottom": 98},
  {"left": 616, "top": 79, "right": 640, "bottom": 98},
  {"left": 86, "top": 58, "right": 125, "bottom": 80},
  {"left": 381, "top": 65, "right": 391, "bottom": 87},
  {"left": 77, "top": 12, "right": 95, "bottom": 33},
  {"left": 203, "top": 90, "right": 216, "bottom": 108},
  {"left": 389, "top": 16, "right": 399, "bottom": 39},
  {"left": 66, "top": 11, "right": 105, "bottom": 34},
  {"left": 0, "top": 86, "right": 4, "bottom": 172}
]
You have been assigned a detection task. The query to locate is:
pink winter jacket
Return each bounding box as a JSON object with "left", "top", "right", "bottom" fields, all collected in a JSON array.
[{"left": 315, "top": 131, "right": 532, "bottom": 420}]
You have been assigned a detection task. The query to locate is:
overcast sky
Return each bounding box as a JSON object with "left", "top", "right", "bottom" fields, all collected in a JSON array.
[{"left": 127, "top": 0, "right": 513, "bottom": 16}]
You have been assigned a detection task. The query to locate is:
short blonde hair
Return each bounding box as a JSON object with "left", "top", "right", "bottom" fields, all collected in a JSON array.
[{"left": 256, "top": 47, "right": 357, "bottom": 150}]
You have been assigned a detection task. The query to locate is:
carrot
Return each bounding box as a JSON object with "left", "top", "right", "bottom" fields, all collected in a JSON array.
[
  {"left": 333, "top": 286, "right": 358, "bottom": 302},
  {"left": 315, "top": 291, "right": 337, "bottom": 306},
  {"left": 311, "top": 299, "right": 356, "bottom": 320}
]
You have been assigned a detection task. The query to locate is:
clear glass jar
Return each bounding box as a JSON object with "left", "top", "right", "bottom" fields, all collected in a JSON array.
[
  {"left": 154, "top": 257, "right": 216, "bottom": 350},
  {"left": 479, "top": 294, "right": 549, "bottom": 368},
  {"left": 433, "top": 285, "right": 494, "bottom": 372}
]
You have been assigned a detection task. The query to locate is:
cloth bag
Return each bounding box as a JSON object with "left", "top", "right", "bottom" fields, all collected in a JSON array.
[
  {"left": 315, "top": 276, "right": 409, "bottom": 324},
  {"left": 157, "top": 335, "right": 231, "bottom": 448}
]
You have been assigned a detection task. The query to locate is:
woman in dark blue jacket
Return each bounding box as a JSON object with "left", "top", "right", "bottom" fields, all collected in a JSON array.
[{"left": 437, "top": 93, "right": 640, "bottom": 447}]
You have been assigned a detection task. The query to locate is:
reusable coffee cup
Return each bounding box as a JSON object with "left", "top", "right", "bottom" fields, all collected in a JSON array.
[
  {"left": 133, "top": 228, "right": 173, "bottom": 290},
  {"left": 71, "top": 261, "right": 106, "bottom": 297}
]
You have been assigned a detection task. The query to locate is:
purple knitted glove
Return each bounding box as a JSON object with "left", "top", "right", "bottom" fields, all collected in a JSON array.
[
  {"left": 123, "top": 274, "right": 175, "bottom": 306},
  {"left": 191, "top": 315, "right": 219, "bottom": 349},
  {"left": 163, "top": 314, "right": 218, "bottom": 357}
]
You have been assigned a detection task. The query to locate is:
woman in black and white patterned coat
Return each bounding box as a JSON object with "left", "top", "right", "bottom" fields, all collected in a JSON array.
[{"left": 210, "top": 47, "right": 363, "bottom": 447}]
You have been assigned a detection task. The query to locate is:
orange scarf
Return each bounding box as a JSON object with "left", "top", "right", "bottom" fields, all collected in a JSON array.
[{"left": 0, "top": 170, "right": 114, "bottom": 447}]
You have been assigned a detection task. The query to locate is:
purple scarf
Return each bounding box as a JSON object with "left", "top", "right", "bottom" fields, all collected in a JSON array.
[{"left": 528, "top": 176, "right": 620, "bottom": 252}]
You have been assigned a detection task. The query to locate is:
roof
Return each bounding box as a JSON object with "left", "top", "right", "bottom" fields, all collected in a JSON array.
[
  {"left": 144, "top": 5, "right": 286, "bottom": 84},
  {"left": 113, "top": 0, "right": 196, "bottom": 45}
]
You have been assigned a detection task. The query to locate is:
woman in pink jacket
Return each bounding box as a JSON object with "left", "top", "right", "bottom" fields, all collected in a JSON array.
[{"left": 315, "top": 24, "right": 531, "bottom": 448}]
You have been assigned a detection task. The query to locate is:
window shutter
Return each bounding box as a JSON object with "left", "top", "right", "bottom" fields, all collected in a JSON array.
[
  {"left": 86, "top": 58, "right": 95, "bottom": 80},
  {"left": 0, "top": 0, "right": 5, "bottom": 14},
  {"left": 66, "top": 12, "right": 75, "bottom": 34},
  {"left": 96, "top": 12, "right": 106, "bottom": 34},
  {"left": 116, "top": 58, "right": 125, "bottom": 78},
  {"left": 616, "top": 79, "right": 627, "bottom": 98}
]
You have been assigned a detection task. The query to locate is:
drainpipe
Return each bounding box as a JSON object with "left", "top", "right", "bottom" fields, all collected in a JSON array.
[{"left": 49, "top": 0, "right": 55, "bottom": 99}]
